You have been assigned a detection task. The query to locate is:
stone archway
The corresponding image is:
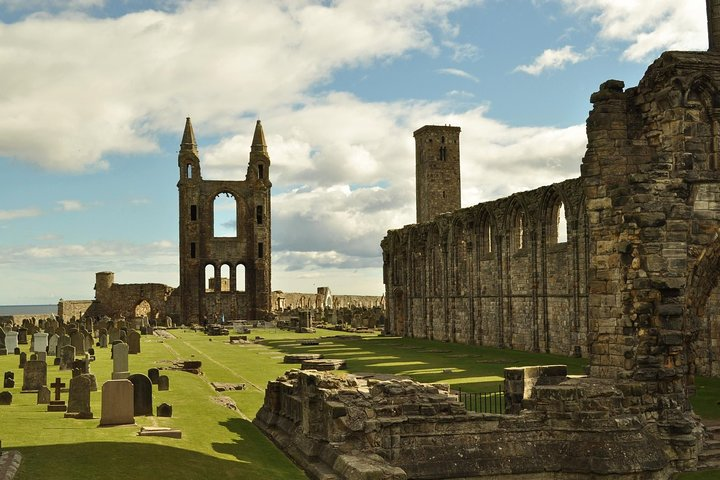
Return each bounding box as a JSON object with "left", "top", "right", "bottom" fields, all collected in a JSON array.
[
  {"left": 134, "top": 299, "right": 151, "bottom": 318},
  {"left": 686, "top": 235, "right": 720, "bottom": 379}
]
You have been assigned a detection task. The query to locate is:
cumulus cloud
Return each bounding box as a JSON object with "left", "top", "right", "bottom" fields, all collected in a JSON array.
[
  {"left": 559, "top": 0, "right": 706, "bottom": 61},
  {"left": 514, "top": 45, "right": 587, "bottom": 75},
  {"left": 0, "top": 207, "right": 42, "bottom": 220},
  {"left": 0, "top": 0, "right": 480, "bottom": 171}
]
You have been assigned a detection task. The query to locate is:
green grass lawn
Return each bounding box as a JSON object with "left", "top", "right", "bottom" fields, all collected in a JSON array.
[{"left": 1, "top": 327, "right": 719, "bottom": 479}]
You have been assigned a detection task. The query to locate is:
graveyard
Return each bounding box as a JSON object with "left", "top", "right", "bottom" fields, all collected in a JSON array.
[{"left": 0, "top": 326, "right": 719, "bottom": 479}]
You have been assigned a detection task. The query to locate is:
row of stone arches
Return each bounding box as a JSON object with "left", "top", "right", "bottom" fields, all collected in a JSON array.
[{"left": 204, "top": 263, "right": 247, "bottom": 292}]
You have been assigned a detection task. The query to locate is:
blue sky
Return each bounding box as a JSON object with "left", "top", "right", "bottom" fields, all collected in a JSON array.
[{"left": 0, "top": 0, "right": 710, "bottom": 304}]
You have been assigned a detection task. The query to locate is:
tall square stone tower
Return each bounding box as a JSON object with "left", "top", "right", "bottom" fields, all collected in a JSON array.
[{"left": 414, "top": 125, "right": 461, "bottom": 223}]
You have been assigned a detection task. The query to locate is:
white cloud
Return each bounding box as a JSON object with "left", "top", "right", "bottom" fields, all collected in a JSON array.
[
  {"left": 559, "top": 0, "right": 706, "bottom": 61},
  {"left": 0, "top": 207, "right": 42, "bottom": 220},
  {"left": 514, "top": 45, "right": 587, "bottom": 75},
  {"left": 56, "top": 199, "right": 85, "bottom": 211},
  {"left": 0, "top": 0, "right": 479, "bottom": 171},
  {"left": 436, "top": 67, "right": 480, "bottom": 82}
]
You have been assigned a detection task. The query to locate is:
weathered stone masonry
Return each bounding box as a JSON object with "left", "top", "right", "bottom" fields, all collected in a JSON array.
[
  {"left": 383, "top": 177, "right": 589, "bottom": 357},
  {"left": 383, "top": 50, "right": 720, "bottom": 383}
]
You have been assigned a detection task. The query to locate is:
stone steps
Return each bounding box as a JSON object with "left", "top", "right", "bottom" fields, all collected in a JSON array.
[{"left": 698, "top": 425, "right": 720, "bottom": 471}]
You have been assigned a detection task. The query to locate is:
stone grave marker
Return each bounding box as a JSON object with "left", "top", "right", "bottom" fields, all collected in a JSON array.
[
  {"left": 37, "top": 385, "right": 50, "bottom": 404},
  {"left": 99, "top": 380, "right": 134, "bottom": 426},
  {"left": 5, "top": 332, "right": 18, "bottom": 356},
  {"left": 127, "top": 330, "right": 141, "bottom": 354},
  {"left": 147, "top": 368, "right": 160, "bottom": 385},
  {"left": 59, "top": 345, "right": 76, "bottom": 371},
  {"left": 65, "top": 374, "right": 93, "bottom": 419},
  {"left": 36, "top": 352, "right": 46, "bottom": 363},
  {"left": 98, "top": 330, "right": 108, "bottom": 348},
  {"left": 0, "top": 326, "right": 5, "bottom": 355},
  {"left": 53, "top": 357, "right": 61, "bottom": 366},
  {"left": 127, "top": 374, "right": 152, "bottom": 416},
  {"left": 0, "top": 391, "right": 12, "bottom": 405},
  {"left": 47, "top": 377, "right": 67, "bottom": 412},
  {"left": 108, "top": 326, "right": 120, "bottom": 343},
  {"left": 112, "top": 343, "right": 129, "bottom": 379},
  {"left": 156, "top": 403, "right": 172, "bottom": 417},
  {"left": 18, "top": 352, "right": 26, "bottom": 369},
  {"left": 22, "top": 360, "right": 47, "bottom": 391},
  {"left": 48, "top": 334, "right": 59, "bottom": 356},
  {"left": 70, "top": 331, "right": 86, "bottom": 355},
  {"left": 17, "top": 328, "right": 27, "bottom": 344},
  {"left": 119, "top": 329, "right": 127, "bottom": 343},
  {"left": 57, "top": 333, "right": 71, "bottom": 353},
  {"left": 84, "top": 332, "right": 94, "bottom": 352},
  {"left": 158, "top": 375, "right": 170, "bottom": 391},
  {"left": 30, "top": 353, "right": 37, "bottom": 361},
  {"left": 31, "top": 332, "right": 49, "bottom": 353}
]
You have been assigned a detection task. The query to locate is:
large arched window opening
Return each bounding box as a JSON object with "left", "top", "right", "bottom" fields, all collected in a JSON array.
[
  {"left": 205, "top": 264, "right": 216, "bottom": 292},
  {"left": 220, "top": 264, "right": 231, "bottom": 292},
  {"left": 511, "top": 208, "right": 526, "bottom": 252},
  {"left": 213, "top": 192, "right": 237, "bottom": 237},
  {"left": 235, "top": 264, "right": 246, "bottom": 292}
]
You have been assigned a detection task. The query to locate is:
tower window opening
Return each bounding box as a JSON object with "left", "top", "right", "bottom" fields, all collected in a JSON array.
[
  {"left": 258, "top": 242, "right": 264, "bottom": 258},
  {"left": 256, "top": 205, "right": 263, "bottom": 225},
  {"left": 190, "top": 205, "right": 197, "bottom": 221},
  {"left": 190, "top": 242, "right": 196, "bottom": 258},
  {"left": 258, "top": 164, "right": 264, "bottom": 180},
  {"left": 186, "top": 164, "right": 192, "bottom": 179}
]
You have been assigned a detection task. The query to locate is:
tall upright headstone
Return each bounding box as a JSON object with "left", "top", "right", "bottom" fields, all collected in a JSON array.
[
  {"left": 112, "top": 343, "right": 129, "bottom": 380},
  {"left": 66, "top": 374, "right": 93, "bottom": 419},
  {"left": 127, "top": 374, "right": 153, "bottom": 416},
  {"left": 21, "top": 360, "right": 47, "bottom": 391},
  {"left": 31, "top": 332, "right": 49, "bottom": 353},
  {"left": 59, "top": 345, "right": 76, "bottom": 371},
  {"left": 70, "top": 331, "right": 86, "bottom": 355},
  {"left": 4, "top": 331, "right": 18, "bottom": 354},
  {"left": 127, "top": 330, "right": 141, "bottom": 354},
  {"left": 99, "top": 380, "right": 134, "bottom": 426},
  {"left": 48, "top": 334, "right": 59, "bottom": 356}
]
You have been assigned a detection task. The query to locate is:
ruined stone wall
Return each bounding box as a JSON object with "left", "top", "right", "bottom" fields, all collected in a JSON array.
[
  {"left": 57, "top": 300, "right": 93, "bottom": 321},
  {"left": 382, "top": 178, "right": 589, "bottom": 357},
  {"left": 272, "top": 291, "right": 384, "bottom": 311},
  {"left": 90, "top": 278, "right": 174, "bottom": 321},
  {"left": 255, "top": 370, "right": 701, "bottom": 480}
]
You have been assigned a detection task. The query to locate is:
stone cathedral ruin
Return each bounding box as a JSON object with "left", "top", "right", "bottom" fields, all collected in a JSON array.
[{"left": 254, "top": 2, "right": 720, "bottom": 479}]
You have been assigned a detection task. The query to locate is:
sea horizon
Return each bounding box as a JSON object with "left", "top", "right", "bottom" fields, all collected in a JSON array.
[{"left": 0, "top": 304, "right": 57, "bottom": 316}]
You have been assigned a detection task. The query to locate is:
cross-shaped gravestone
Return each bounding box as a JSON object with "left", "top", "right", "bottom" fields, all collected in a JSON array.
[{"left": 50, "top": 377, "right": 65, "bottom": 402}]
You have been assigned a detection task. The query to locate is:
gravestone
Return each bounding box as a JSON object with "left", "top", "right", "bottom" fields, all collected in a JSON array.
[
  {"left": 65, "top": 374, "right": 93, "bottom": 419},
  {"left": 48, "top": 334, "right": 59, "bottom": 356},
  {"left": 0, "top": 391, "right": 12, "bottom": 405},
  {"left": 147, "top": 368, "right": 160, "bottom": 385},
  {"left": 70, "top": 331, "right": 85, "bottom": 355},
  {"left": 99, "top": 380, "right": 134, "bottom": 426},
  {"left": 57, "top": 333, "right": 71, "bottom": 353},
  {"left": 127, "top": 330, "right": 141, "bottom": 354},
  {"left": 158, "top": 375, "right": 170, "bottom": 391},
  {"left": 37, "top": 385, "right": 50, "bottom": 404},
  {"left": 156, "top": 403, "right": 172, "bottom": 417},
  {"left": 0, "top": 327, "right": 5, "bottom": 355},
  {"left": 36, "top": 352, "right": 46, "bottom": 363},
  {"left": 18, "top": 352, "right": 26, "bottom": 369},
  {"left": 17, "top": 328, "right": 27, "bottom": 344},
  {"left": 47, "top": 377, "right": 67, "bottom": 412},
  {"left": 59, "top": 345, "right": 76, "bottom": 371},
  {"left": 112, "top": 343, "right": 129, "bottom": 380},
  {"left": 21, "top": 360, "right": 47, "bottom": 391},
  {"left": 98, "top": 331, "right": 108, "bottom": 348},
  {"left": 31, "top": 332, "right": 49, "bottom": 353},
  {"left": 127, "top": 374, "right": 152, "bottom": 416},
  {"left": 3, "top": 373, "right": 13, "bottom": 388},
  {"left": 84, "top": 332, "right": 94, "bottom": 351},
  {"left": 119, "top": 329, "right": 127, "bottom": 343},
  {"left": 108, "top": 327, "right": 120, "bottom": 343},
  {"left": 5, "top": 332, "right": 18, "bottom": 355}
]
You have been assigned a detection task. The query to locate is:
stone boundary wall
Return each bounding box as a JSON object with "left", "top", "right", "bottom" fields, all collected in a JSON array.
[
  {"left": 57, "top": 300, "right": 93, "bottom": 321},
  {"left": 382, "top": 177, "right": 589, "bottom": 357}
]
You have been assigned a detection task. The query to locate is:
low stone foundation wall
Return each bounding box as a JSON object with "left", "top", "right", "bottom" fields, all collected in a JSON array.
[{"left": 254, "top": 370, "right": 704, "bottom": 480}]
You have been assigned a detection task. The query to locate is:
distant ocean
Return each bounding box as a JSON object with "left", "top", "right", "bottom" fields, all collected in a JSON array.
[{"left": 0, "top": 304, "right": 57, "bottom": 316}]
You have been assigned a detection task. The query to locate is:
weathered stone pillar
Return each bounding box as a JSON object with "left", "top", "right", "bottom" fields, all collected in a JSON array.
[{"left": 708, "top": 0, "right": 720, "bottom": 51}]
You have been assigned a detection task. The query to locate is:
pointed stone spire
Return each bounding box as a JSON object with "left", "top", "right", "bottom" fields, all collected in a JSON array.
[
  {"left": 181, "top": 117, "right": 197, "bottom": 152},
  {"left": 709, "top": 0, "right": 720, "bottom": 51},
  {"left": 251, "top": 120, "right": 267, "bottom": 154}
]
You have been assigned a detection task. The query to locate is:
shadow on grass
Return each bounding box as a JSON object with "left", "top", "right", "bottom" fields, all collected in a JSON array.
[
  {"left": 263, "top": 334, "right": 589, "bottom": 392},
  {"left": 14, "top": 442, "right": 250, "bottom": 480}
]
